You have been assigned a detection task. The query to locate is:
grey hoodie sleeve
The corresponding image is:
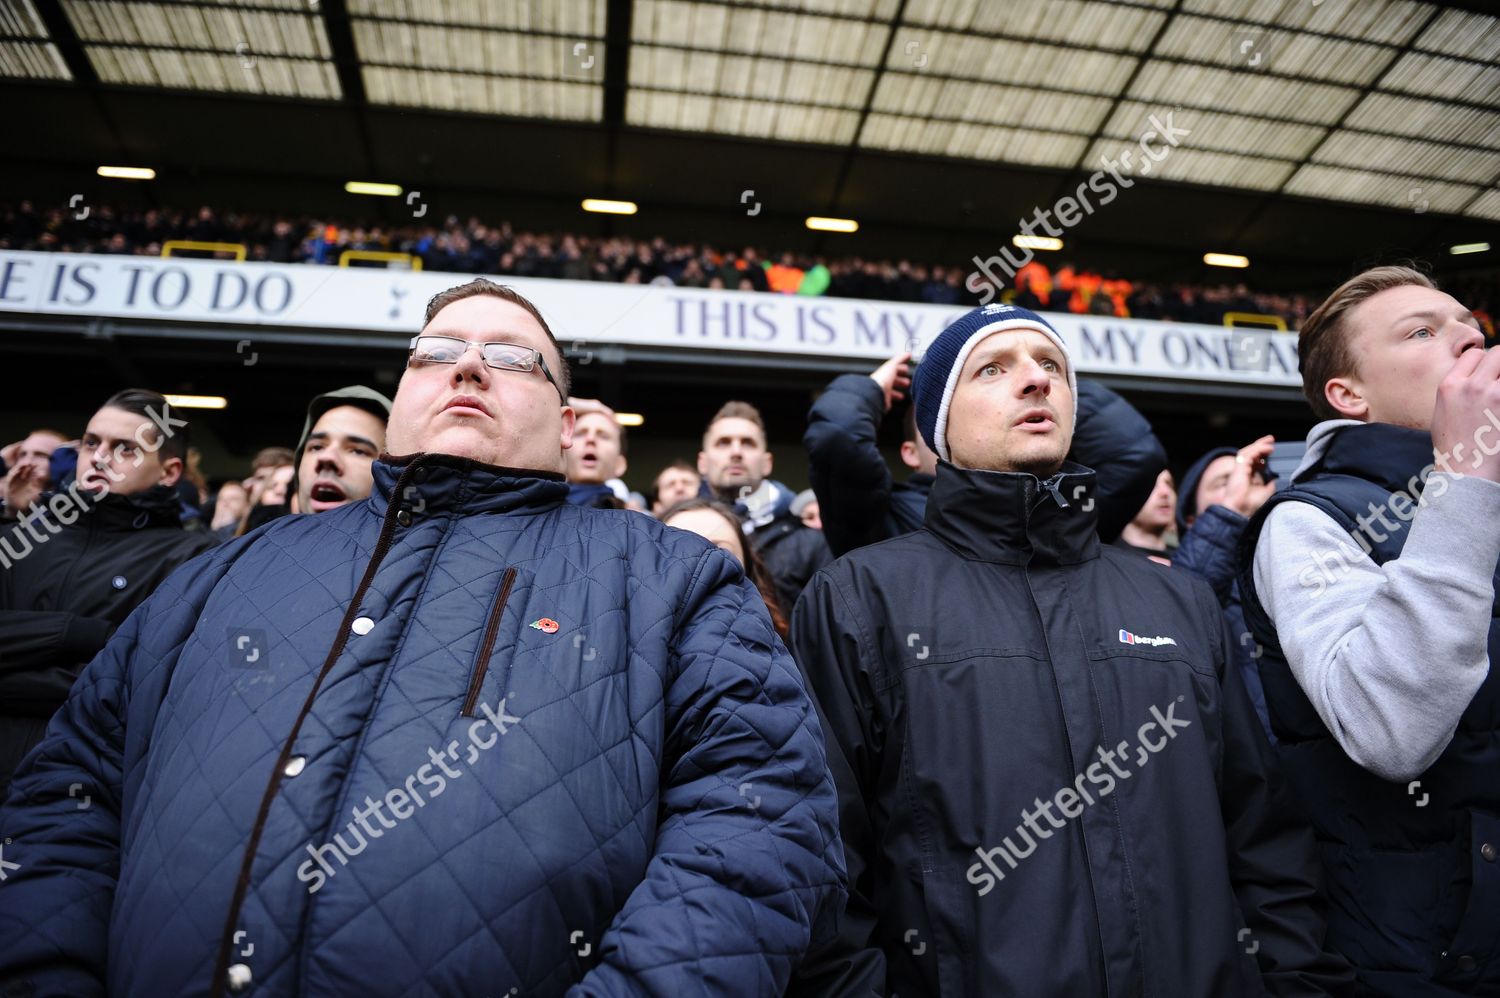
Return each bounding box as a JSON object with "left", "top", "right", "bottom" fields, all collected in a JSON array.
[{"left": 1251, "top": 472, "right": 1500, "bottom": 781}]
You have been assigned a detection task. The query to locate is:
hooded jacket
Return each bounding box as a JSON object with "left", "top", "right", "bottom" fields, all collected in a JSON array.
[
  {"left": 0, "top": 454, "right": 845, "bottom": 998},
  {"left": 289, "top": 384, "right": 393, "bottom": 510},
  {"left": 1171, "top": 445, "right": 1275, "bottom": 740},
  {"left": 0, "top": 483, "right": 216, "bottom": 792},
  {"left": 790, "top": 459, "right": 1352, "bottom": 997},
  {"left": 1238, "top": 421, "right": 1500, "bottom": 996}
]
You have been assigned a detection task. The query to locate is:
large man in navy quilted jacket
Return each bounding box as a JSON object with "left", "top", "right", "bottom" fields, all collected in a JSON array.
[{"left": 0, "top": 279, "right": 845, "bottom": 998}]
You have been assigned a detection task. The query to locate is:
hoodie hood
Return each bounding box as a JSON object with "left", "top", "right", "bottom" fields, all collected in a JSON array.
[
  {"left": 1175, "top": 446, "right": 1236, "bottom": 536},
  {"left": 735, "top": 478, "right": 797, "bottom": 532},
  {"left": 290, "top": 385, "right": 393, "bottom": 507},
  {"left": 1292, "top": 419, "right": 1364, "bottom": 482}
]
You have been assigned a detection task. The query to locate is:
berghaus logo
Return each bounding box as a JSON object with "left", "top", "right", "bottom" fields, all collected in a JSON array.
[{"left": 1119, "top": 629, "right": 1176, "bottom": 647}]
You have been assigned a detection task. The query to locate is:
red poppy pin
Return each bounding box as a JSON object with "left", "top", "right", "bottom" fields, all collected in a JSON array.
[{"left": 529, "top": 617, "right": 560, "bottom": 634}]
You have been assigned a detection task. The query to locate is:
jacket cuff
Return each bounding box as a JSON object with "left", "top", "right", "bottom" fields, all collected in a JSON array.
[
  {"left": 1200, "top": 503, "right": 1249, "bottom": 534},
  {"left": 63, "top": 615, "right": 112, "bottom": 660}
]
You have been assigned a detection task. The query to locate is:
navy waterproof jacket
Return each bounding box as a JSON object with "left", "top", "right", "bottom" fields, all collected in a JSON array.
[
  {"left": 789, "top": 460, "right": 1353, "bottom": 997},
  {"left": 0, "top": 454, "right": 845, "bottom": 998}
]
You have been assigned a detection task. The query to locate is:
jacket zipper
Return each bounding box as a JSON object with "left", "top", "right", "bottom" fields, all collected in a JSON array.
[
  {"left": 462, "top": 566, "right": 517, "bottom": 717},
  {"left": 210, "top": 457, "right": 425, "bottom": 997}
]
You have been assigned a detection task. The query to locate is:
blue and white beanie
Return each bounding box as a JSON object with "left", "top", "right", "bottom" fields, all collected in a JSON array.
[{"left": 912, "top": 303, "right": 1077, "bottom": 463}]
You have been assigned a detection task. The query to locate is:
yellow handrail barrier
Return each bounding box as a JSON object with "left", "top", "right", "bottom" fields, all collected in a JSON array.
[
  {"left": 1224, "top": 311, "right": 1288, "bottom": 332},
  {"left": 339, "top": 250, "right": 422, "bottom": 271},
  {"left": 161, "top": 240, "right": 248, "bottom": 261}
]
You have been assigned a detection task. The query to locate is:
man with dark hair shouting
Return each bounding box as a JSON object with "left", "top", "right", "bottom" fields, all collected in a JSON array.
[
  {"left": 791, "top": 302, "right": 1351, "bottom": 996},
  {"left": 1239, "top": 266, "right": 1500, "bottom": 996},
  {"left": 0, "top": 279, "right": 844, "bottom": 998},
  {"left": 0, "top": 389, "right": 215, "bottom": 795}
]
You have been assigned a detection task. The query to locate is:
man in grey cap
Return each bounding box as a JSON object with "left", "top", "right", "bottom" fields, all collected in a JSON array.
[{"left": 291, "top": 385, "right": 392, "bottom": 515}]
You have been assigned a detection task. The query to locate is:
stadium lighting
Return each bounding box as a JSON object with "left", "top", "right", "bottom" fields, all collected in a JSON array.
[
  {"left": 97, "top": 165, "right": 155, "bottom": 180},
  {"left": 345, "top": 181, "right": 403, "bottom": 197},
  {"left": 1450, "top": 242, "right": 1490, "bottom": 255},
  {"left": 1014, "top": 235, "right": 1063, "bottom": 251},
  {"left": 806, "top": 216, "right": 859, "bottom": 233},
  {"left": 1203, "top": 252, "right": 1250, "bottom": 268},
  {"left": 615, "top": 412, "right": 645, "bottom": 427},
  {"left": 582, "top": 198, "right": 638, "bottom": 215},
  {"left": 164, "top": 394, "right": 228, "bottom": 410}
]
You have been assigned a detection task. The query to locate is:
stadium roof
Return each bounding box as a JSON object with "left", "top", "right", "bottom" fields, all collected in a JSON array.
[{"left": 3, "top": 0, "right": 1498, "bottom": 288}]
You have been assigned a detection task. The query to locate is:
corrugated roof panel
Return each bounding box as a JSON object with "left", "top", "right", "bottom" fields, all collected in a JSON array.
[
  {"left": 1315, "top": 131, "right": 1500, "bottom": 186},
  {"left": 0, "top": 40, "right": 71, "bottom": 79},
  {"left": 1284, "top": 163, "right": 1477, "bottom": 212},
  {"left": 1128, "top": 61, "right": 1359, "bottom": 124}
]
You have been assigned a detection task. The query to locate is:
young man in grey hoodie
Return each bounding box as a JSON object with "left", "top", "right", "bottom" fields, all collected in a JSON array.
[{"left": 1237, "top": 266, "right": 1500, "bottom": 997}]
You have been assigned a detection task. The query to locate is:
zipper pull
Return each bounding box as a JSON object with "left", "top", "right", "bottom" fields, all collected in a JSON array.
[{"left": 1044, "top": 476, "right": 1070, "bottom": 508}]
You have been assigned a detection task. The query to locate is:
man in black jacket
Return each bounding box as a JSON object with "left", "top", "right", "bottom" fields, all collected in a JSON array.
[
  {"left": 792, "top": 302, "right": 1351, "bottom": 996},
  {"left": 699, "top": 400, "right": 831, "bottom": 612},
  {"left": 0, "top": 389, "right": 216, "bottom": 794},
  {"left": 804, "top": 351, "right": 1167, "bottom": 557}
]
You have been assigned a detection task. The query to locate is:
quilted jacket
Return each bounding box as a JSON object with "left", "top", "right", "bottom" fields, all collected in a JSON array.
[{"left": 0, "top": 453, "right": 845, "bottom": 998}]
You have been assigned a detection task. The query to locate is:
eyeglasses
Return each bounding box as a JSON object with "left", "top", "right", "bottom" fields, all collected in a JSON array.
[{"left": 407, "top": 335, "right": 565, "bottom": 402}]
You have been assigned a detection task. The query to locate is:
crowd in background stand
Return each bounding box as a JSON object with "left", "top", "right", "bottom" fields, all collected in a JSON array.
[{"left": 8, "top": 200, "right": 1489, "bottom": 333}]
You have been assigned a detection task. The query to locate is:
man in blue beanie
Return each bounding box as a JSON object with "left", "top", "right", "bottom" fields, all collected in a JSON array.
[{"left": 790, "top": 302, "right": 1351, "bottom": 996}]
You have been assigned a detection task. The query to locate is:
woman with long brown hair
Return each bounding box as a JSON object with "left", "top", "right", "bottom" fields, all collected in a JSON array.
[{"left": 659, "top": 498, "right": 789, "bottom": 641}]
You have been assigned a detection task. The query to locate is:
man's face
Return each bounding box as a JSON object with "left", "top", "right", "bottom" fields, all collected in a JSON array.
[
  {"left": 13, "top": 431, "right": 64, "bottom": 481},
  {"left": 77, "top": 406, "right": 182, "bottom": 496},
  {"left": 944, "top": 329, "right": 1074, "bottom": 475},
  {"left": 1194, "top": 454, "right": 1257, "bottom": 519},
  {"left": 799, "top": 499, "right": 822, "bottom": 530},
  {"left": 1132, "top": 469, "right": 1177, "bottom": 532},
  {"left": 699, "top": 417, "right": 771, "bottom": 497},
  {"left": 1328, "top": 285, "right": 1484, "bottom": 429},
  {"left": 565, "top": 411, "right": 626, "bottom": 485},
  {"left": 297, "top": 405, "right": 386, "bottom": 513},
  {"left": 386, "top": 296, "right": 574, "bottom": 471},
  {"left": 652, "top": 466, "right": 701, "bottom": 515}
]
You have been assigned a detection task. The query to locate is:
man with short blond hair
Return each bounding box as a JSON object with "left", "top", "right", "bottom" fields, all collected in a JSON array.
[
  {"left": 0, "top": 278, "right": 844, "bottom": 997},
  {"left": 1239, "top": 265, "right": 1500, "bottom": 995}
]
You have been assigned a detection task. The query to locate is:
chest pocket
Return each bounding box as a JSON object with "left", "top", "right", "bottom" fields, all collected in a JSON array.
[{"left": 461, "top": 566, "right": 517, "bottom": 717}]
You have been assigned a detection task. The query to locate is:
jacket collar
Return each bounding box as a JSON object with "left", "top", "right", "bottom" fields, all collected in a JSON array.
[
  {"left": 372, "top": 453, "right": 568, "bottom": 516},
  {"left": 923, "top": 460, "right": 1101, "bottom": 565},
  {"left": 1301, "top": 422, "right": 1435, "bottom": 495},
  {"left": 45, "top": 483, "right": 184, "bottom": 531}
]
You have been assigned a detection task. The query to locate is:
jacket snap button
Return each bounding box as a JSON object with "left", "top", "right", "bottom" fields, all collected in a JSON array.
[
  {"left": 1458, "top": 955, "right": 1477, "bottom": 972},
  {"left": 351, "top": 616, "right": 374, "bottom": 635},
  {"left": 1482, "top": 842, "right": 1497, "bottom": 862},
  {"left": 227, "top": 963, "right": 252, "bottom": 991},
  {"left": 396, "top": 509, "right": 412, "bottom": 527},
  {"left": 283, "top": 756, "right": 306, "bottom": 777},
  {"left": 111, "top": 575, "right": 127, "bottom": 590}
]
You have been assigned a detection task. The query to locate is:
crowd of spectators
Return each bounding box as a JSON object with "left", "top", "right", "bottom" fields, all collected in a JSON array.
[{"left": 12, "top": 199, "right": 1489, "bottom": 331}]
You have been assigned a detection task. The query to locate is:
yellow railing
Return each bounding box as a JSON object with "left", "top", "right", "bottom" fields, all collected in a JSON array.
[
  {"left": 1224, "top": 311, "right": 1288, "bottom": 331},
  {"left": 338, "top": 250, "right": 422, "bottom": 271},
  {"left": 161, "top": 240, "right": 247, "bottom": 261}
]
